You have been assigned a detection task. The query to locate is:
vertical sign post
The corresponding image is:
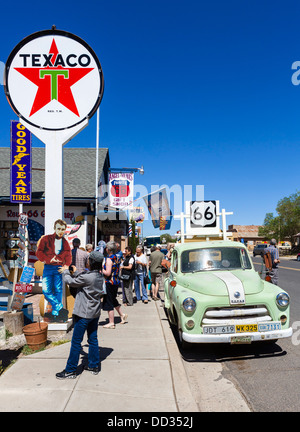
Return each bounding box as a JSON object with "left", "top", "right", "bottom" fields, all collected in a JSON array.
[
  {"left": 4, "top": 28, "right": 104, "bottom": 327},
  {"left": 4, "top": 27, "right": 104, "bottom": 235}
]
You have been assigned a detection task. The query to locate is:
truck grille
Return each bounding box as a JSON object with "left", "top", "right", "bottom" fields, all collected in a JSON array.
[{"left": 202, "top": 305, "right": 272, "bottom": 326}]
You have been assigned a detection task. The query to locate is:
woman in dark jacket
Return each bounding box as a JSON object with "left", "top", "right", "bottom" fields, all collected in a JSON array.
[
  {"left": 102, "top": 240, "right": 128, "bottom": 328},
  {"left": 120, "top": 246, "right": 135, "bottom": 306}
]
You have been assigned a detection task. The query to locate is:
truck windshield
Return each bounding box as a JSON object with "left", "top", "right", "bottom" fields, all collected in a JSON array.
[{"left": 181, "top": 247, "right": 252, "bottom": 273}]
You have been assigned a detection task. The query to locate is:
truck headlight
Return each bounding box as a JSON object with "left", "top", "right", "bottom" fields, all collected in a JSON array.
[
  {"left": 276, "top": 292, "right": 290, "bottom": 307},
  {"left": 182, "top": 297, "right": 196, "bottom": 312}
]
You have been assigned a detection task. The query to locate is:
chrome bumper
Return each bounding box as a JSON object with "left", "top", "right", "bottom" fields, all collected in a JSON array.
[{"left": 182, "top": 327, "right": 293, "bottom": 344}]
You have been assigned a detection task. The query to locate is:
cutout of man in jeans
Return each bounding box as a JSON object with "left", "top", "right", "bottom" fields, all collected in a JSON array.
[{"left": 36, "top": 219, "right": 72, "bottom": 322}]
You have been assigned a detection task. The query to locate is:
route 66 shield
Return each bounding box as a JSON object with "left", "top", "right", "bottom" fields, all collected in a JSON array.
[{"left": 190, "top": 201, "right": 217, "bottom": 227}]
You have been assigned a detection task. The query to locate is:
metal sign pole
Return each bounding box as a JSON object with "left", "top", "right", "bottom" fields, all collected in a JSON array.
[{"left": 94, "top": 108, "right": 100, "bottom": 248}]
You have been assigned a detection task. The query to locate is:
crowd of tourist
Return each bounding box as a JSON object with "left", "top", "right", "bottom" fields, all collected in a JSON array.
[{"left": 56, "top": 237, "right": 172, "bottom": 378}]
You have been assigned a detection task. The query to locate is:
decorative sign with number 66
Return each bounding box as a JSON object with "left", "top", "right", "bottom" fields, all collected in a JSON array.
[
  {"left": 190, "top": 201, "right": 217, "bottom": 227},
  {"left": 186, "top": 200, "right": 220, "bottom": 236}
]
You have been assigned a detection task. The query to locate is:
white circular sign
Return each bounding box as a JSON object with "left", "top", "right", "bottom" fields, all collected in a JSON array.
[{"left": 4, "top": 29, "right": 104, "bottom": 130}]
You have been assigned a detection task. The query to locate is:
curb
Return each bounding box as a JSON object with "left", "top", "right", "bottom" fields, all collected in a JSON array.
[
  {"left": 155, "top": 289, "right": 251, "bottom": 412},
  {"left": 154, "top": 293, "right": 199, "bottom": 412}
]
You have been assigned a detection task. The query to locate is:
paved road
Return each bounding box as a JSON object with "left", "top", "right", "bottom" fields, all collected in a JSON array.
[{"left": 178, "top": 256, "right": 300, "bottom": 412}]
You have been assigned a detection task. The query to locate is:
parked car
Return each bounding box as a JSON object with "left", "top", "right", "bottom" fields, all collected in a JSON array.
[
  {"left": 297, "top": 253, "right": 300, "bottom": 262},
  {"left": 278, "top": 242, "right": 292, "bottom": 251},
  {"left": 164, "top": 241, "right": 292, "bottom": 348},
  {"left": 253, "top": 243, "right": 269, "bottom": 257}
]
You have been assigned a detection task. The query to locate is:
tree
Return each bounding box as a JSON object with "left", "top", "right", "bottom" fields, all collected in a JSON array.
[
  {"left": 259, "top": 191, "right": 300, "bottom": 244},
  {"left": 128, "top": 219, "right": 139, "bottom": 252},
  {"left": 258, "top": 213, "right": 280, "bottom": 240},
  {"left": 160, "top": 233, "right": 176, "bottom": 244}
]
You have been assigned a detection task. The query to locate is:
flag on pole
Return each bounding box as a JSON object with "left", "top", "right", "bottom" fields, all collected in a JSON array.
[{"left": 143, "top": 188, "right": 172, "bottom": 230}]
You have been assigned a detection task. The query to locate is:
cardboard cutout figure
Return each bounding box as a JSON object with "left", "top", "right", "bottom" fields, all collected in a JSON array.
[{"left": 36, "top": 219, "right": 72, "bottom": 322}]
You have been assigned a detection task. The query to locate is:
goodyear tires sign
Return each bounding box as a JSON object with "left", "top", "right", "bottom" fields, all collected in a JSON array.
[{"left": 10, "top": 121, "right": 31, "bottom": 203}]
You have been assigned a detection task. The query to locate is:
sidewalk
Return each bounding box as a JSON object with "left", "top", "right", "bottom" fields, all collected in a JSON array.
[{"left": 0, "top": 294, "right": 199, "bottom": 412}]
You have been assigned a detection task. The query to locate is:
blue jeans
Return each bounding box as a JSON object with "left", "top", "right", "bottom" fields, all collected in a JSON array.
[
  {"left": 42, "top": 265, "right": 63, "bottom": 316},
  {"left": 134, "top": 273, "right": 148, "bottom": 301},
  {"left": 66, "top": 315, "right": 100, "bottom": 372}
]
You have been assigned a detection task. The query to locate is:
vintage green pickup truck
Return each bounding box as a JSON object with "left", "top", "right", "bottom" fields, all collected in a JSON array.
[{"left": 164, "top": 241, "right": 292, "bottom": 348}]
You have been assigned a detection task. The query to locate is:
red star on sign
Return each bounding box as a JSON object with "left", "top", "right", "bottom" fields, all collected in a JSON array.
[{"left": 14, "top": 39, "right": 94, "bottom": 117}]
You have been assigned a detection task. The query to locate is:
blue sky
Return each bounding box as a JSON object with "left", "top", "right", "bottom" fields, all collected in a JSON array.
[{"left": 1, "top": 0, "right": 300, "bottom": 237}]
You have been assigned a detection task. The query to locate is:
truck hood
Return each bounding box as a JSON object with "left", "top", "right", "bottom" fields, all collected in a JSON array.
[{"left": 179, "top": 269, "right": 264, "bottom": 297}]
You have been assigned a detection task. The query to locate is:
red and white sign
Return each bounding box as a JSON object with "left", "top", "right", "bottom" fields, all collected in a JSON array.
[
  {"left": 15, "top": 283, "right": 32, "bottom": 293},
  {"left": 109, "top": 172, "right": 134, "bottom": 209},
  {"left": 18, "top": 213, "right": 28, "bottom": 226},
  {"left": 4, "top": 29, "right": 104, "bottom": 131}
]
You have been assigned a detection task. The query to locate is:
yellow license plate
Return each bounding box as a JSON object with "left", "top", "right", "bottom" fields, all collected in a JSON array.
[{"left": 235, "top": 324, "right": 258, "bottom": 333}]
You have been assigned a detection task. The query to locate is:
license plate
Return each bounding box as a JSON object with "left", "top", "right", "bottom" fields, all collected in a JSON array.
[
  {"left": 203, "top": 325, "right": 235, "bottom": 334},
  {"left": 231, "top": 336, "right": 252, "bottom": 344},
  {"left": 236, "top": 324, "right": 258, "bottom": 333},
  {"left": 258, "top": 322, "right": 281, "bottom": 332}
]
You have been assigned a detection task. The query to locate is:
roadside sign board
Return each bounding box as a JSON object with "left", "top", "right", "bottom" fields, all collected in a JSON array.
[
  {"left": 4, "top": 28, "right": 104, "bottom": 131},
  {"left": 11, "top": 292, "right": 26, "bottom": 311},
  {"left": 19, "top": 266, "right": 35, "bottom": 283},
  {"left": 18, "top": 212, "right": 28, "bottom": 225},
  {"left": 190, "top": 201, "right": 217, "bottom": 228},
  {"left": 15, "top": 283, "right": 32, "bottom": 293},
  {"left": 4, "top": 28, "right": 105, "bottom": 237},
  {"left": 10, "top": 121, "right": 31, "bottom": 203},
  {"left": 186, "top": 200, "right": 221, "bottom": 236}
]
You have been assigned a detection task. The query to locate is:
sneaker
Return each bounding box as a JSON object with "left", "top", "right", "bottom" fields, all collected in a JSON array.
[
  {"left": 56, "top": 369, "right": 76, "bottom": 380},
  {"left": 85, "top": 366, "right": 99, "bottom": 375},
  {"left": 55, "top": 308, "right": 69, "bottom": 323}
]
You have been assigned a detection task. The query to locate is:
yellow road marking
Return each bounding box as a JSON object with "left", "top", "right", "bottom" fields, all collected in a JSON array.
[
  {"left": 278, "top": 265, "right": 300, "bottom": 271},
  {"left": 253, "top": 260, "right": 300, "bottom": 271}
]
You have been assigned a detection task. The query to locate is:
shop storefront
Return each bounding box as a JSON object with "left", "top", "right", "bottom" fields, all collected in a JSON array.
[{"left": 0, "top": 147, "right": 129, "bottom": 267}]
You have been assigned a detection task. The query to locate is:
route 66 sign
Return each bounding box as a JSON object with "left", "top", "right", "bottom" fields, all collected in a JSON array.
[
  {"left": 186, "top": 200, "right": 220, "bottom": 236},
  {"left": 190, "top": 201, "right": 217, "bottom": 227},
  {"left": 18, "top": 213, "right": 28, "bottom": 226}
]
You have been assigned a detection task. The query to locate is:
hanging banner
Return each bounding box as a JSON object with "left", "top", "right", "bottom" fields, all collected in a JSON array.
[
  {"left": 10, "top": 121, "right": 32, "bottom": 203},
  {"left": 108, "top": 172, "right": 134, "bottom": 209},
  {"left": 143, "top": 188, "right": 172, "bottom": 230}
]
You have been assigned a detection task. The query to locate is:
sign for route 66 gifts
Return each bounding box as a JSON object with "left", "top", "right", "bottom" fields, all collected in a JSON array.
[{"left": 108, "top": 172, "right": 134, "bottom": 209}]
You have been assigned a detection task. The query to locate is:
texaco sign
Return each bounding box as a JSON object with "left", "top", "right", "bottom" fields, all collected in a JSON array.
[{"left": 4, "top": 28, "right": 104, "bottom": 130}]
